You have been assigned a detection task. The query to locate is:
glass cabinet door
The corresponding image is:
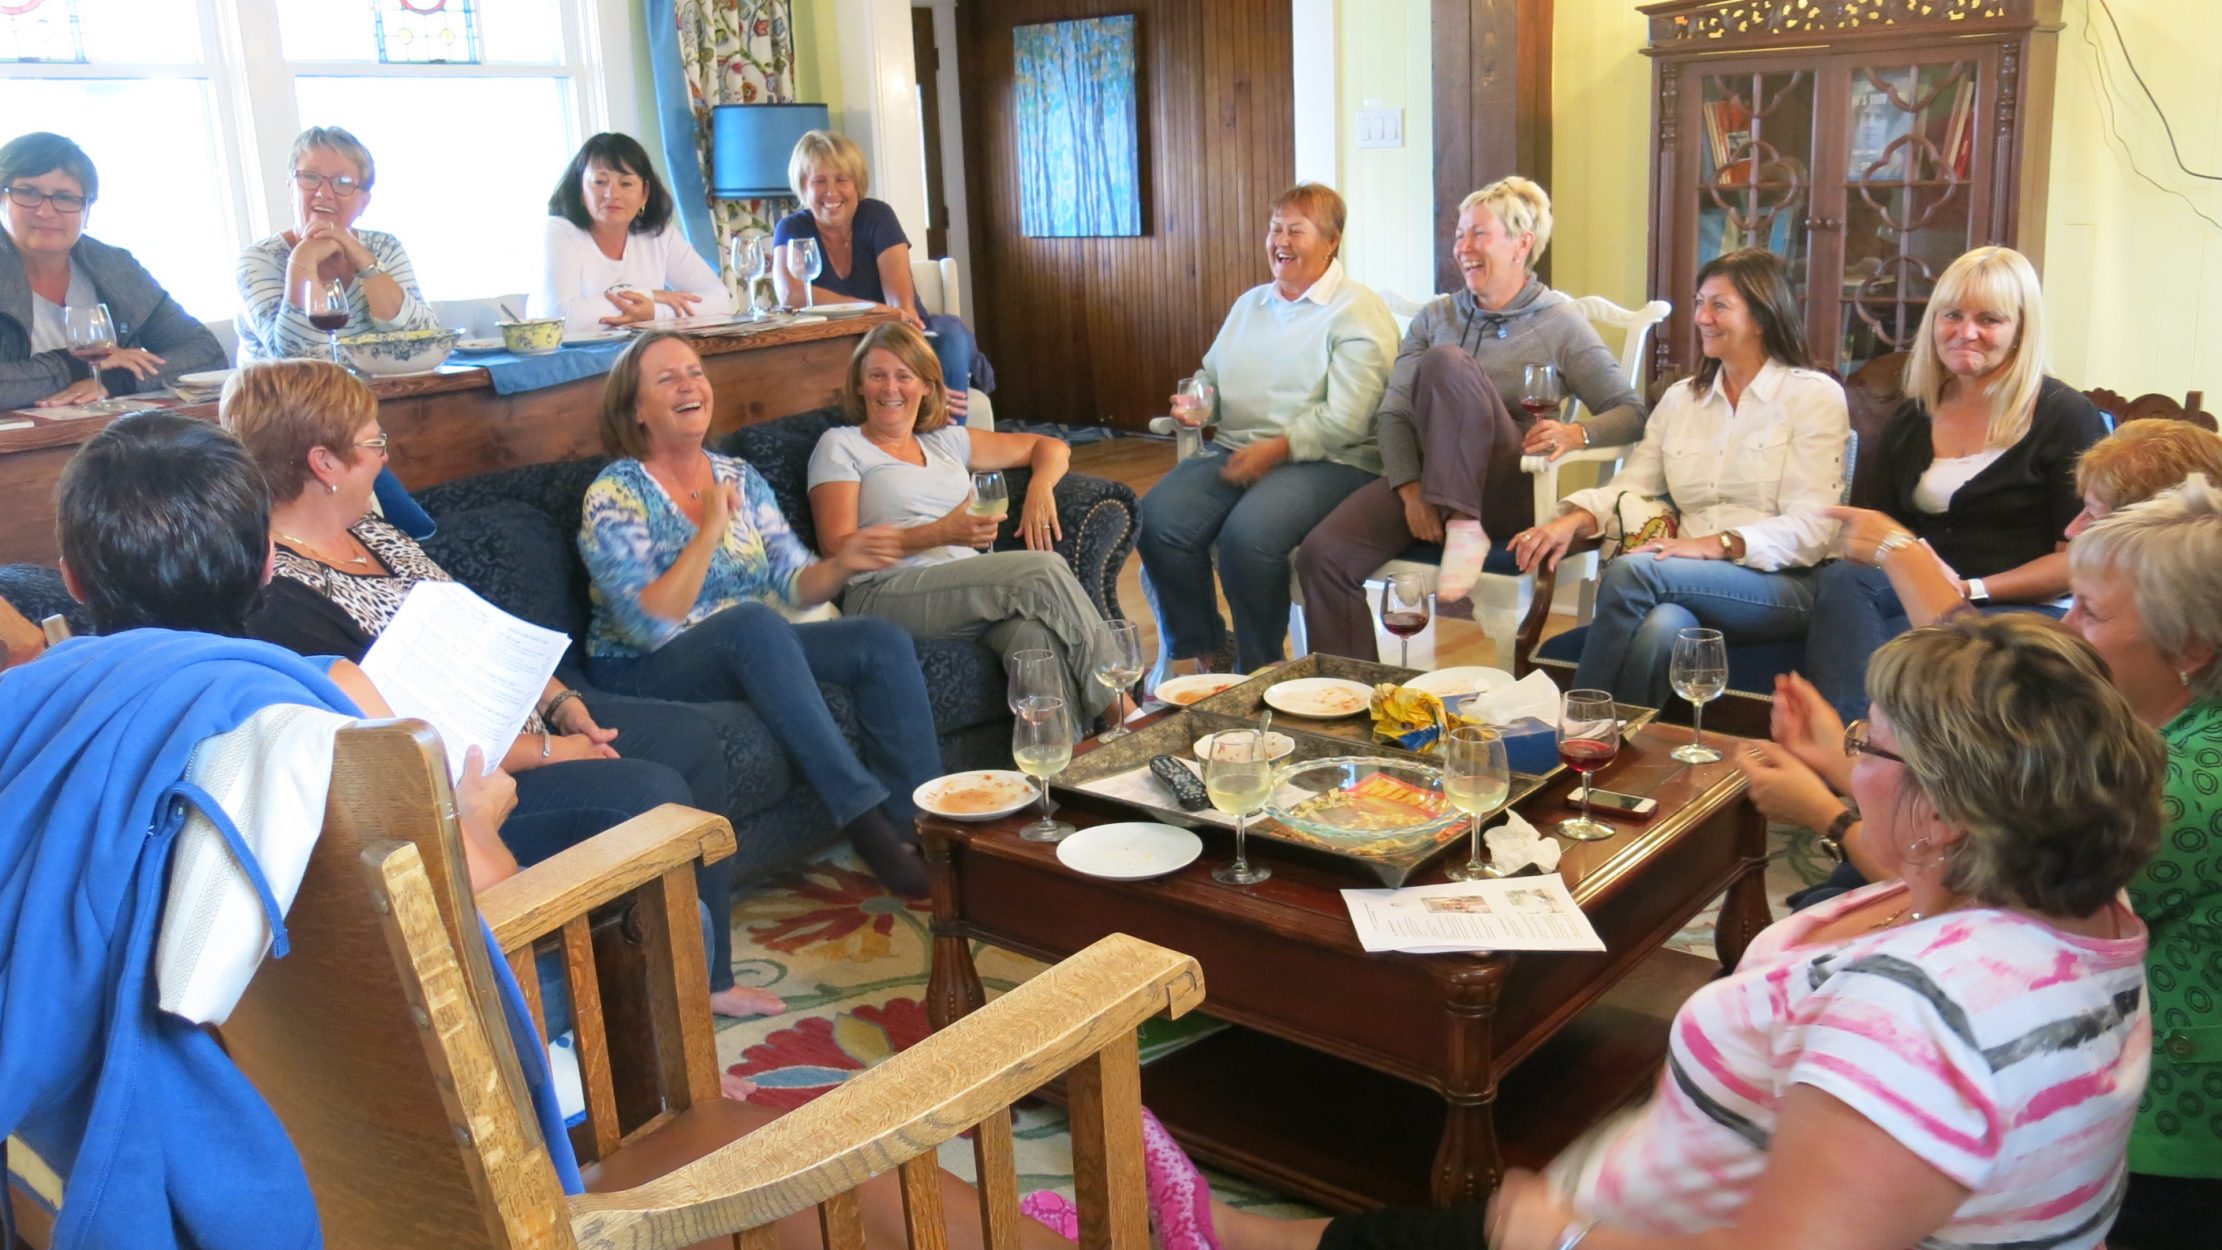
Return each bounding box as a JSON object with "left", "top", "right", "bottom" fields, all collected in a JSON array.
[
  {"left": 1832, "top": 56, "right": 1988, "bottom": 375},
  {"left": 1695, "top": 68, "right": 1818, "bottom": 303}
]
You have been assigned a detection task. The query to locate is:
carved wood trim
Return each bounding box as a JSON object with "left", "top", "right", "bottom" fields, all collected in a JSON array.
[{"left": 1640, "top": 0, "right": 2060, "bottom": 54}]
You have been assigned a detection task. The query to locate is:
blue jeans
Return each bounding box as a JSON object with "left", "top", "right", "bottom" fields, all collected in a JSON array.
[
  {"left": 1804, "top": 560, "right": 2066, "bottom": 722},
  {"left": 1572, "top": 555, "right": 1817, "bottom": 707},
  {"left": 925, "top": 313, "right": 976, "bottom": 394},
  {"left": 586, "top": 602, "right": 942, "bottom": 832},
  {"left": 1137, "top": 448, "right": 1376, "bottom": 673}
]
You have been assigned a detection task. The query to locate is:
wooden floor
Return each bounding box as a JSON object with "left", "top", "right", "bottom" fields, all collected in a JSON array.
[{"left": 1071, "top": 436, "right": 1571, "bottom": 671}]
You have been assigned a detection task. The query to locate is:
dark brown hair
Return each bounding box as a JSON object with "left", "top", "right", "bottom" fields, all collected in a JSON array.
[{"left": 1691, "top": 248, "right": 1814, "bottom": 391}]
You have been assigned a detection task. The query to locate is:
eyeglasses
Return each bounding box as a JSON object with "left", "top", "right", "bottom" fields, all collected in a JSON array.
[
  {"left": 354, "top": 433, "right": 389, "bottom": 453},
  {"left": 291, "top": 170, "right": 364, "bottom": 198},
  {"left": 1843, "top": 719, "right": 1906, "bottom": 764},
  {"left": 2, "top": 185, "right": 88, "bottom": 213}
]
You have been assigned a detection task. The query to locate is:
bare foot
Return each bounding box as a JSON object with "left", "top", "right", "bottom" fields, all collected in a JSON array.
[
  {"left": 709, "top": 984, "right": 786, "bottom": 1018},
  {"left": 721, "top": 1070, "right": 759, "bottom": 1101}
]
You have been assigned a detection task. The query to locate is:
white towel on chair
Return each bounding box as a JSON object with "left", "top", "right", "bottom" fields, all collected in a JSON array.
[{"left": 156, "top": 703, "right": 354, "bottom": 1024}]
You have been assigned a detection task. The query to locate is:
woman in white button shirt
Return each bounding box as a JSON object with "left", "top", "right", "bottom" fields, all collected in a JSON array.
[
  {"left": 534, "top": 132, "right": 734, "bottom": 334},
  {"left": 1514, "top": 249, "right": 1848, "bottom": 706}
]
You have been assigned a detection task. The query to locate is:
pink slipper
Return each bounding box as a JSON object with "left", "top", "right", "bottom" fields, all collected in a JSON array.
[{"left": 1139, "top": 1107, "right": 1221, "bottom": 1250}]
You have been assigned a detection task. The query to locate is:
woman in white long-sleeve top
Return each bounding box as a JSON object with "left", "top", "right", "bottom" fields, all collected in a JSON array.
[
  {"left": 1134, "top": 182, "right": 1399, "bottom": 675},
  {"left": 534, "top": 132, "right": 734, "bottom": 335},
  {"left": 234, "top": 126, "right": 442, "bottom": 362},
  {"left": 1512, "top": 248, "right": 1848, "bottom": 707}
]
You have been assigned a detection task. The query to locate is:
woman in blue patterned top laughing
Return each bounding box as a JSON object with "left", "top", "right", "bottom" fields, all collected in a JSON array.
[{"left": 578, "top": 331, "right": 937, "bottom": 896}]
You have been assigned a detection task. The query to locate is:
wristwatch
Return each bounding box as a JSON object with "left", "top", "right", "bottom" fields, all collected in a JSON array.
[
  {"left": 1819, "top": 807, "right": 1859, "bottom": 863},
  {"left": 357, "top": 260, "right": 387, "bottom": 282},
  {"left": 1966, "top": 577, "right": 1991, "bottom": 604},
  {"left": 1717, "top": 531, "right": 1738, "bottom": 559}
]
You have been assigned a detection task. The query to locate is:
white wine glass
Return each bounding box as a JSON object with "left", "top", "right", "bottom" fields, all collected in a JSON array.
[
  {"left": 1443, "top": 725, "right": 1512, "bottom": 882},
  {"left": 786, "top": 238, "right": 824, "bottom": 309},
  {"left": 1012, "top": 694, "right": 1075, "bottom": 841},
  {"left": 1379, "top": 572, "right": 1431, "bottom": 670},
  {"left": 1669, "top": 627, "right": 1727, "bottom": 763},
  {"left": 1205, "top": 729, "right": 1274, "bottom": 886},
  {"left": 1089, "top": 619, "right": 1145, "bottom": 742},
  {"left": 1006, "top": 647, "right": 1061, "bottom": 712},
  {"left": 732, "top": 234, "right": 775, "bottom": 320},
  {"left": 1557, "top": 689, "right": 1621, "bottom": 841},
  {"left": 969, "top": 470, "right": 1009, "bottom": 524},
  {"left": 1171, "top": 373, "right": 1216, "bottom": 429}
]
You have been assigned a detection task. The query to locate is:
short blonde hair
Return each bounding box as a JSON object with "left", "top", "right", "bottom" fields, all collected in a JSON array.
[
  {"left": 1905, "top": 246, "right": 2048, "bottom": 450},
  {"left": 218, "top": 359, "right": 378, "bottom": 503},
  {"left": 843, "top": 323, "right": 950, "bottom": 434},
  {"left": 1271, "top": 183, "right": 1346, "bottom": 256},
  {"left": 1866, "top": 613, "right": 2163, "bottom": 918},
  {"left": 1458, "top": 176, "right": 1553, "bottom": 268},
  {"left": 2068, "top": 473, "right": 2222, "bottom": 702},
  {"left": 2075, "top": 420, "right": 2222, "bottom": 511},
  {"left": 788, "top": 130, "right": 870, "bottom": 202},
  {"left": 289, "top": 125, "right": 375, "bottom": 189}
]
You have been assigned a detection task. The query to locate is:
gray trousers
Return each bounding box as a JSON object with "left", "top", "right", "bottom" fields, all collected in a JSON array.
[
  {"left": 840, "top": 550, "right": 1117, "bottom": 720},
  {"left": 1295, "top": 346, "right": 1531, "bottom": 659}
]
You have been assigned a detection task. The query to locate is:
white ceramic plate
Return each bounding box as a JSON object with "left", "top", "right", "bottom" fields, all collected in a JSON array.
[
  {"left": 563, "top": 330, "right": 631, "bottom": 346},
  {"left": 1263, "top": 676, "right": 1374, "bottom": 719},
  {"left": 1055, "top": 822, "right": 1203, "bottom": 881},
  {"left": 1404, "top": 666, "right": 1514, "bottom": 701},
  {"left": 812, "top": 301, "right": 880, "bottom": 317},
  {"left": 1192, "top": 731, "right": 1296, "bottom": 763},
  {"left": 177, "top": 369, "right": 236, "bottom": 387},
  {"left": 914, "top": 770, "right": 1039, "bottom": 822},
  {"left": 453, "top": 338, "right": 505, "bottom": 353},
  {"left": 1155, "top": 673, "right": 1245, "bottom": 706}
]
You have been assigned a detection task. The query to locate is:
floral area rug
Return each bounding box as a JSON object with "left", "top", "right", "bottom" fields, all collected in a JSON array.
[{"left": 711, "top": 827, "right": 1828, "bottom": 1214}]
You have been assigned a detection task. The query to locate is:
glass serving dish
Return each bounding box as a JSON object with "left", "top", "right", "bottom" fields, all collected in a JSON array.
[{"left": 1263, "top": 755, "right": 1466, "bottom": 858}]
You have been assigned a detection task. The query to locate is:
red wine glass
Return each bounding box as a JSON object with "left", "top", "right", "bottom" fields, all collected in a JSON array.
[
  {"left": 64, "top": 304, "right": 116, "bottom": 394},
  {"left": 1379, "top": 571, "right": 1430, "bottom": 669},
  {"left": 1557, "top": 688, "right": 1620, "bottom": 841},
  {"left": 1519, "top": 363, "right": 1563, "bottom": 424},
  {"left": 304, "top": 278, "right": 349, "bottom": 365}
]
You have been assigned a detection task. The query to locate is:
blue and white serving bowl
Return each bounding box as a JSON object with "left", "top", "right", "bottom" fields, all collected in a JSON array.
[{"left": 340, "top": 328, "right": 460, "bottom": 377}]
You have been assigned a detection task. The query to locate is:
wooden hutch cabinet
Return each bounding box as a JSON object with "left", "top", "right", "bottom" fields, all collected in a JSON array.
[{"left": 1640, "top": 0, "right": 2063, "bottom": 381}]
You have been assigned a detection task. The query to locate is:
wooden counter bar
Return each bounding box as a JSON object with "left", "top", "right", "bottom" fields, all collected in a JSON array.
[{"left": 0, "top": 311, "right": 894, "bottom": 566}]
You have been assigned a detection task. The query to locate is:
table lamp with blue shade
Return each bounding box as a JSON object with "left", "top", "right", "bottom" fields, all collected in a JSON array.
[{"left": 710, "top": 103, "right": 832, "bottom": 198}]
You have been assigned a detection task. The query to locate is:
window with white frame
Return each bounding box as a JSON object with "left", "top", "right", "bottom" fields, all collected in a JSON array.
[{"left": 1, "top": 0, "right": 612, "bottom": 328}]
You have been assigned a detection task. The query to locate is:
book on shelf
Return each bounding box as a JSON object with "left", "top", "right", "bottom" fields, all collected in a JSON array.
[
  {"left": 1933, "top": 79, "right": 1975, "bottom": 182},
  {"left": 1847, "top": 68, "right": 1918, "bottom": 180},
  {"left": 1703, "top": 95, "right": 1752, "bottom": 182}
]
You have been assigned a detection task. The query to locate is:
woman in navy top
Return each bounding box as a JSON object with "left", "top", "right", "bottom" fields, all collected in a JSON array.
[{"left": 772, "top": 129, "right": 980, "bottom": 417}]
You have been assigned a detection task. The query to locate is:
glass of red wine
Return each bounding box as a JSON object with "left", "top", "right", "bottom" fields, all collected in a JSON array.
[
  {"left": 1379, "top": 571, "right": 1430, "bottom": 669},
  {"left": 64, "top": 303, "right": 116, "bottom": 395},
  {"left": 304, "top": 278, "right": 350, "bottom": 365},
  {"left": 1519, "top": 363, "right": 1563, "bottom": 425},
  {"left": 1557, "top": 688, "right": 1620, "bottom": 841}
]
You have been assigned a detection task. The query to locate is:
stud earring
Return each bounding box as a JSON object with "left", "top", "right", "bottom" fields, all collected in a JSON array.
[
  {"left": 327, "top": 482, "right": 337, "bottom": 494},
  {"left": 2182, "top": 671, "right": 2195, "bottom": 687}
]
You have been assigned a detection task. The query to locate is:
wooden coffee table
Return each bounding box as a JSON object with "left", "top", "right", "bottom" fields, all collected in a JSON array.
[{"left": 921, "top": 722, "right": 1768, "bottom": 1211}]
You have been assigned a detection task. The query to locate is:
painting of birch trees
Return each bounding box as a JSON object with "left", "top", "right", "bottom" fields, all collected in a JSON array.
[{"left": 1014, "top": 15, "right": 1140, "bottom": 237}]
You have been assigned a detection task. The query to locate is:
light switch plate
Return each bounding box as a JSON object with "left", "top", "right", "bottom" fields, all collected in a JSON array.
[{"left": 1356, "top": 107, "right": 1404, "bottom": 149}]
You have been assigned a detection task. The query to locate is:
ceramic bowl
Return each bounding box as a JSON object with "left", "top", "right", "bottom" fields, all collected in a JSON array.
[
  {"left": 340, "top": 328, "right": 459, "bottom": 376},
  {"left": 497, "top": 317, "right": 566, "bottom": 355}
]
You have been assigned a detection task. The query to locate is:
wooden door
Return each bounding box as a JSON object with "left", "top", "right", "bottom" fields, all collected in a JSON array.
[{"left": 957, "top": 0, "right": 1294, "bottom": 430}]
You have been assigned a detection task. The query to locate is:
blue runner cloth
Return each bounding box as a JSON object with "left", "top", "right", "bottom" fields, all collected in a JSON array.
[{"left": 452, "top": 339, "right": 632, "bottom": 396}]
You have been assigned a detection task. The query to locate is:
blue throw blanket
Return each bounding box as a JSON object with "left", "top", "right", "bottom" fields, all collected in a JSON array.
[{"left": 0, "top": 630, "right": 579, "bottom": 1248}]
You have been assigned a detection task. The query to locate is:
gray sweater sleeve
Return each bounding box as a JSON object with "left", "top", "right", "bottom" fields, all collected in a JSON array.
[
  {"left": 1374, "top": 307, "right": 1442, "bottom": 488},
  {"left": 1542, "top": 304, "right": 1646, "bottom": 446}
]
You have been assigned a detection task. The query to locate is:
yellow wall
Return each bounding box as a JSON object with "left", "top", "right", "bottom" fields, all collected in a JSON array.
[
  {"left": 791, "top": 0, "right": 847, "bottom": 113},
  {"left": 1334, "top": 0, "right": 1438, "bottom": 302},
  {"left": 1549, "top": 0, "right": 1654, "bottom": 310}
]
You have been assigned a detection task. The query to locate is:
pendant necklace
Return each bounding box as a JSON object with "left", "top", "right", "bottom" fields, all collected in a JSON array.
[{"left": 277, "top": 530, "right": 368, "bottom": 567}]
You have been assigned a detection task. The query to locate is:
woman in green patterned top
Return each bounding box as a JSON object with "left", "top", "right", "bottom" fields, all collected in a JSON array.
[{"left": 2061, "top": 473, "right": 2222, "bottom": 1249}]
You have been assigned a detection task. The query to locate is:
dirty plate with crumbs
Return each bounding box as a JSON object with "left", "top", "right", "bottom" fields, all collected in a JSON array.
[{"left": 914, "top": 770, "right": 1038, "bottom": 821}]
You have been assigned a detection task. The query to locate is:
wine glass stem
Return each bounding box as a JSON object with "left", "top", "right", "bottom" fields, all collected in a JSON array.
[
  {"left": 1468, "top": 811, "right": 1482, "bottom": 868},
  {"left": 1232, "top": 813, "right": 1248, "bottom": 870},
  {"left": 1581, "top": 779, "right": 1595, "bottom": 828},
  {"left": 1690, "top": 702, "right": 1705, "bottom": 751},
  {"left": 1400, "top": 636, "right": 1409, "bottom": 668},
  {"left": 1037, "top": 776, "right": 1051, "bottom": 825}
]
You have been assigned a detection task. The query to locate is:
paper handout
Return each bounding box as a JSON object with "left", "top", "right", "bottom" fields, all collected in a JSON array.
[
  {"left": 358, "top": 580, "right": 571, "bottom": 781},
  {"left": 1341, "top": 875, "right": 1606, "bottom": 955}
]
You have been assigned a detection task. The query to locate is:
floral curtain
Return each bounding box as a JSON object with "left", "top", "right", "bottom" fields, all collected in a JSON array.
[{"left": 649, "top": 0, "right": 796, "bottom": 294}]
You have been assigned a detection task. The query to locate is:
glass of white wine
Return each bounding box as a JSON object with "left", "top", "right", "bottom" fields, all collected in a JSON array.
[
  {"left": 1442, "top": 724, "right": 1511, "bottom": 882},
  {"left": 1669, "top": 627, "right": 1727, "bottom": 763},
  {"left": 969, "top": 471, "right": 1010, "bottom": 538},
  {"left": 1012, "top": 694, "right": 1075, "bottom": 842},
  {"left": 1205, "top": 729, "right": 1274, "bottom": 886},
  {"left": 1089, "top": 619, "right": 1144, "bottom": 742}
]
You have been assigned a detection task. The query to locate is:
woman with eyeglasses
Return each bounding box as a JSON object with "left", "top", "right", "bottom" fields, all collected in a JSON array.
[
  {"left": 233, "top": 125, "right": 443, "bottom": 362},
  {"left": 0, "top": 131, "right": 225, "bottom": 410}
]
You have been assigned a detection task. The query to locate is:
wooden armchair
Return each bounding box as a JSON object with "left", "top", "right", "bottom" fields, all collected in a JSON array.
[{"left": 14, "top": 721, "right": 1205, "bottom": 1248}]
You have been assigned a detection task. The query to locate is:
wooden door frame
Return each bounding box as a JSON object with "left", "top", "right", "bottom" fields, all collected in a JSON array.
[{"left": 1431, "top": 0, "right": 1555, "bottom": 293}]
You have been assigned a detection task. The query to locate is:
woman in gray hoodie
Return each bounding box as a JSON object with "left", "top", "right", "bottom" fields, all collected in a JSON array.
[{"left": 1294, "top": 176, "right": 1643, "bottom": 660}]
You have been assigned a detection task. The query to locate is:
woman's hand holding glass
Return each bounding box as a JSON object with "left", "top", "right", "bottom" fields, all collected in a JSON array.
[
  {"left": 934, "top": 499, "right": 1003, "bottom": 549},
  {"left": 1169, "top": 374, "right": 1215, "bottom": 428}
]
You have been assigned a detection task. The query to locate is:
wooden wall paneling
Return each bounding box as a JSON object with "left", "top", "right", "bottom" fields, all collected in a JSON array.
[
  {"left": 959, "top": 0, "right": 1294, "bottom": 431},
  {"left": 1431, "top": 0, "right": 1554, "bottom": 293}
]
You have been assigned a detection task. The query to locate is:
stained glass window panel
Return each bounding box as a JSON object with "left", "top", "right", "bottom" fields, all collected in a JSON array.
[
  {"left": 375, "top": 0, "right": 481, "bottom": 65},
  {"left": 1, "top": 0, "right": 87, "bottom": 63}
]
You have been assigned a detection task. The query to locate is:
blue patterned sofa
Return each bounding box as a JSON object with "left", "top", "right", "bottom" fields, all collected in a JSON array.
[{"left": 0, "top": 406, "right": 1140, "bottom": 882}]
